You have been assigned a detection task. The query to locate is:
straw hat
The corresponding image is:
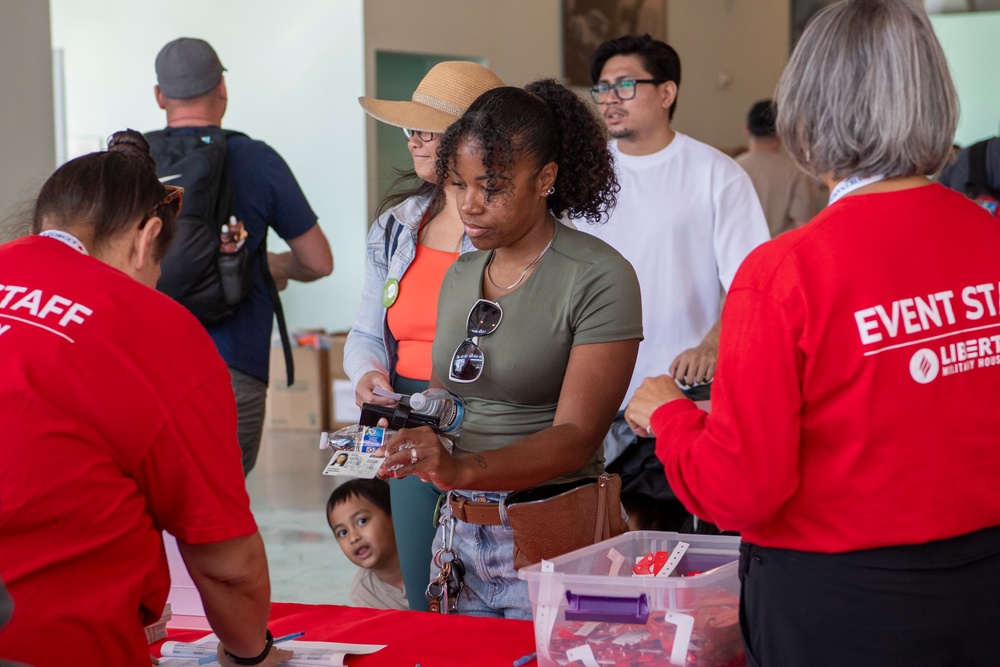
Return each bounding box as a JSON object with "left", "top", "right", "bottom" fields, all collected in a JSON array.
[{"left": 358, "top": 61, "right": 505, "bottom": 133}]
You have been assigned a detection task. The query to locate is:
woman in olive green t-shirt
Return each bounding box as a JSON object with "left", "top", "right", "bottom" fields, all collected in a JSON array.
[{"left": 377, "top": 80, "right": 643, "bottom": 619}]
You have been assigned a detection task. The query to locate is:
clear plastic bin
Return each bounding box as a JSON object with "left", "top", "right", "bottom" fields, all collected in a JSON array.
[{"left": 519, "top": 531, "right": 744, "bottom": 667}]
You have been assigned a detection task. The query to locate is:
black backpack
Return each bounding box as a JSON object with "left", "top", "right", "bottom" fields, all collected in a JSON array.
[
  {"left": 145, "top": 127, "right": 294, "bottom": 384},
  {"left": 963, "top": 138, "right": 1000, "bottom": 219}
]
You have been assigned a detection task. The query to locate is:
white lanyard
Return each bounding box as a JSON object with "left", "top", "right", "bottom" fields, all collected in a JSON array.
[
  {"left": 828, "top": 174, "right": 886, "bottom": 205},
  {"left": 40, "top": 229, "right": 88, "bottom": 255}
]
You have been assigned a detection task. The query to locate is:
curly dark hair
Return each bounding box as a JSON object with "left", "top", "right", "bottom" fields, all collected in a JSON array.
[
  {"left": 435, "top": 80, "right": 618, "bottom": 225},
  {"left": 32, "top": 129, "right": 177, "bottom": 260}
]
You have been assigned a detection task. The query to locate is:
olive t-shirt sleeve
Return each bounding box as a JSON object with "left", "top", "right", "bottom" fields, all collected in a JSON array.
[{"left": 570, "top": 251, "right": 643, "bottom": 346}]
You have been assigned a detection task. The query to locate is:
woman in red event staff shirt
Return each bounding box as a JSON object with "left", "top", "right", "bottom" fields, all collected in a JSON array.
[
  {"left": 0, "top": 131, "right": 289, "bottom": 667},
  {"left": 625, "top": 1, "right": 1000, "bottom": 665}
]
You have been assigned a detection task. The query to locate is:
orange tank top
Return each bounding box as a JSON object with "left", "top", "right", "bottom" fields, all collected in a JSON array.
[{"left": 387, "top": 243, "right": 460, "bottom": 380}]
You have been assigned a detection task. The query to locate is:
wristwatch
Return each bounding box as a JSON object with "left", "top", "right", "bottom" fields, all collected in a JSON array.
[{"left": 224, "top": 629, "right": 273, "bottom": 665}]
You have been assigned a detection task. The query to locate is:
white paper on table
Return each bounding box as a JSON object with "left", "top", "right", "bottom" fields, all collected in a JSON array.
[{"left": 160, "top": 634, "right": 385, "bottom": 666}]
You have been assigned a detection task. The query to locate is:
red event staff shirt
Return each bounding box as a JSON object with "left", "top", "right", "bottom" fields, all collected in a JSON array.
[
  {"left": 652, "top": 184, "right": 1000, "bottom": 552},
  {"left": 0, "top": 235, "right": 257, "bottom": 666}
]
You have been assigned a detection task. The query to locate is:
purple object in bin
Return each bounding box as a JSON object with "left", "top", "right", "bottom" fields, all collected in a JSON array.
[{"left": 564, "top": 591, "right": 649, "bottom": 624}]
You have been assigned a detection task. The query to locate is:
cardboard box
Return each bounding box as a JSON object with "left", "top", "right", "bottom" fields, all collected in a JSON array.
[
  {"left": 265, "top": 345, "right": 329, "bottom": 431},
  {"left": 519, "top": 531, "right": 743, "bottom": 667},
  {"left": 327, "top": 332, "right": 361, "bottom": 430}
]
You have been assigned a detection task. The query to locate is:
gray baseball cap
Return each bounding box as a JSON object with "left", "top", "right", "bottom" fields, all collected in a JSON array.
[{"left": 155, "top": 37, "right": 226, "bottom": 100}]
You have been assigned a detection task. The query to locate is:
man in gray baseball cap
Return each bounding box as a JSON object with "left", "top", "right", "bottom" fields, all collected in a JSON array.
[
  {"left": 155, "top": 37, "right": 227, "bottom": 100},
  {"left": 148, "top": 37, "right": 333, "bottom": 481}
]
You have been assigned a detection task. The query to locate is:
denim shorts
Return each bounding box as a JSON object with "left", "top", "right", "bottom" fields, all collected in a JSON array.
[{"left": 430, "top": 491, "right": 532, "bottom": 620}]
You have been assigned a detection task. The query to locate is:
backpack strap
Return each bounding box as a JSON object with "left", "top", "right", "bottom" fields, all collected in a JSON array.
[
  {"left": 223, "top": 129, "right": 294, "bottom": 387},
  {"left": 259, "top": 242, "right": 295, "bottom": 387}
]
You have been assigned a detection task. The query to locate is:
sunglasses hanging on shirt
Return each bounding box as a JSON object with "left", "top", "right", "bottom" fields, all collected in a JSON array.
[{"left": 449, "top": 299, "right": 503, "bottom": 383}]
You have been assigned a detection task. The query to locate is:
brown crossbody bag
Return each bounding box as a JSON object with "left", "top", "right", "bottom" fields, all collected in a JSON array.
[{"left": 503, "top": 472, "right": 629, "bottom": 570}]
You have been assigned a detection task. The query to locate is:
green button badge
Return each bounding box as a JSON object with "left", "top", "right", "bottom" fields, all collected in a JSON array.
[{"left": 382, "top": 278, "right": 400, "bottom": 308}]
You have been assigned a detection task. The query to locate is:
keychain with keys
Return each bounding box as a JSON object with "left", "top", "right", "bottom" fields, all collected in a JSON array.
[
  {"left": 426, "top": 560, "right": 452, "bottom": 613},
  {"left": 426, "top": 514, "right": 466, "bottom": 613}
]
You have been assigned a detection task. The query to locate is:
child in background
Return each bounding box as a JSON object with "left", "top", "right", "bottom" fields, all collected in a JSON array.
[{"left": 326, "top": 479, "right": 407, "bottom": 610}]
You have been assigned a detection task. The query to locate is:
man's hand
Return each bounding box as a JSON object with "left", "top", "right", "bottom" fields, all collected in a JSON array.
[
  {"left": 267, "top": 252, "right": 291, "bottom": 291},
  {"left": 267, "top": 224, "right": 333, "bottom": 291},
  {"left": 669, "top": 318, "right": 721, "bottom": 386},
  {"left": 668, "top": 341, "right": 717, "bottom": 387}
]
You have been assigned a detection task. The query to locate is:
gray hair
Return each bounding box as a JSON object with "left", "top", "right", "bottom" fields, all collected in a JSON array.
[{"left": 777, "top": 0, "right": 958, "bottom": 180}]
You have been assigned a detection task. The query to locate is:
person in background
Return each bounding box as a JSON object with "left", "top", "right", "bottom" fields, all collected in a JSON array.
[
  {"left": 344, "top": 61, "right": 504, "bottom": 611},
  {"left": 735, "top": 99, "right": 815, "bottom": 237},
  {"left": 326, "top": 479, "right": 407, "bottom": 610},
  {"left": 153, "top": 37, "right": 333, "bottom": 476},
  {"left": 0, "top": 130, "right": 288, "bottom": 667},
  {"left": 938, "top": 136, "right": 1000, "bottom": 217},
  {"left": 625, "top": 1, "right": 1000, "bottom": 664},
  {"left": 582, "top": 34, "right": 769, "bottom": 531},
  {"left": 376, "top": 80, "right": 642, "bottom": 619}
]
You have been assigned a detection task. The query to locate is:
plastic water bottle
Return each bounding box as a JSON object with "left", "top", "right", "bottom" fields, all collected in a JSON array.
[{"left": 409, "top": 388, "right": 464, "bottom": 436}]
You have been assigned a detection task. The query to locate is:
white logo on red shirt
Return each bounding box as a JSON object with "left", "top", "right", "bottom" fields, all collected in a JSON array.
[{"left": 909, "top": 348, "right": 939, "bottom": 384}]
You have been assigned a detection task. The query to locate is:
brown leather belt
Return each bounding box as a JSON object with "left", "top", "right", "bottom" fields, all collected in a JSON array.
[{"left": 449, "top": 494, "right": 502, "bottom": 525}]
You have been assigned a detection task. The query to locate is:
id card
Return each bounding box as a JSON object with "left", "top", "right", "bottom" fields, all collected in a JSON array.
[{"left": 320, "top": 426, "right": 387, "bottom": 479}]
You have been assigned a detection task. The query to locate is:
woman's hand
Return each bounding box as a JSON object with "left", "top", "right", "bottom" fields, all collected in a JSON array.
[
  {"left": 355, "top": 371, "right": 395, "bottom": 407},
  {"left": 625, "top": 375, "right": 688, "bottom": 437},
  {"left": 375, "top": 426, "right": 461, "bottom": 488}
]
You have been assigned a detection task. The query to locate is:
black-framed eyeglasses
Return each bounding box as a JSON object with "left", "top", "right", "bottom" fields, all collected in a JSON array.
[
  {"left": 589, "top": 78, "right": 667, "bottom": 104},
  {"left": 402, "top": 127, "right": 437, "bottom": 142},
  {"left": 449, "top": 299, "right": 503, "bottom": 383}
]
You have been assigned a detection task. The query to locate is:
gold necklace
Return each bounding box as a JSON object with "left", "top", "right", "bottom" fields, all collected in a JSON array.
[{"left": 486, "top": 238, "right": 553, "bottom": 291}]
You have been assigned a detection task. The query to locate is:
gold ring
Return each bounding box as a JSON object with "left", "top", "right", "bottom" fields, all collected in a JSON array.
[{"left": 410, "top": 448, "right": 418, "bottom": 464}]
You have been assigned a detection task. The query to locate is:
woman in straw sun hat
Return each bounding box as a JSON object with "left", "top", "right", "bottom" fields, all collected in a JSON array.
[{"left": 344, "top": 61, "right": 503, "bottom": 611}]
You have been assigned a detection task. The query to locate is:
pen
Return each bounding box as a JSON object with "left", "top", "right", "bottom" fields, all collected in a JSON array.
[
  {"left": 513, "top": 652, "right": 537, "bottom": 667},
  {"left": 198, "top": 632, "right": 306, "bottom": 665}
]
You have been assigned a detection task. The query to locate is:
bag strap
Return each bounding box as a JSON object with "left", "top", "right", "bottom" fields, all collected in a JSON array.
[
  {"left": 259, "top": 242, "right": 294, "bottom": 387},
  {"left": 595, "top": 474, "right": 611, "bottom": 542}
]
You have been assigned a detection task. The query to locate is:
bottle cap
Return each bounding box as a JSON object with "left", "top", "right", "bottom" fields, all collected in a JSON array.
[{"left": 408, "top": 392, "right": 429, "bottom": 411}]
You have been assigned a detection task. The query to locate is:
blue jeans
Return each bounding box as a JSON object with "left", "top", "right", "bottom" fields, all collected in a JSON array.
[{"left": 432, "top": 491, "right": 532, "bottom": 620}]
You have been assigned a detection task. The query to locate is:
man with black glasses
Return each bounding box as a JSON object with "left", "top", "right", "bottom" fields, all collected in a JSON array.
[{"left": 579, "top": 34, "right": 769, "bottom": 531}]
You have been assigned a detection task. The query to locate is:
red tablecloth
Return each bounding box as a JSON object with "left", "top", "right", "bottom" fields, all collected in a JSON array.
[{"left": 154, "top": 602, "right": 537, "bottom": 667}]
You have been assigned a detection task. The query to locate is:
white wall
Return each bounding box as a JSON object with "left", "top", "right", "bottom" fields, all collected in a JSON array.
[
  {"left": 49, "top": 0, "right": 366, "bottom": 333},
  {"left": 931, "top": 11, "right": 1000, "bottom": 146},
  {"left": 668, "top": 0, "right": 790, "bottom": 151},
  {"left": 0, "top": 1, "right": 56, "bottom": 242}
]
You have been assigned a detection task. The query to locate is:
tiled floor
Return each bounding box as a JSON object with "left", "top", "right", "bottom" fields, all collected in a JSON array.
[{"left": 245, "top": 428, "right": 356, "bottom": 605}]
